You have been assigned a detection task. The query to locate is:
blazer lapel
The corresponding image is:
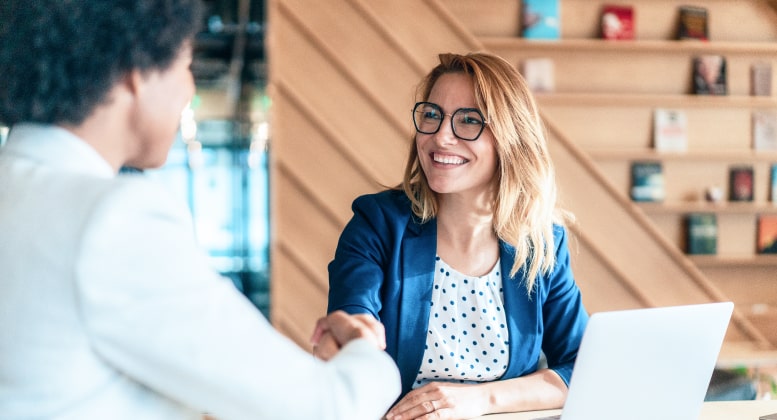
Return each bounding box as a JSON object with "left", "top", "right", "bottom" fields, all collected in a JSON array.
[
  {"left": 396, "top": 217, "right": 437, "bottom": 393},
  {"left": 500, "top": 243, "right": 542, "bottom": 377}
]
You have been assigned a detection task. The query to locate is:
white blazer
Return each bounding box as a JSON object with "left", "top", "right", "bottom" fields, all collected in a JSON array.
[{"left": 0, "top": 124, "right": 400, "bottom": 420}]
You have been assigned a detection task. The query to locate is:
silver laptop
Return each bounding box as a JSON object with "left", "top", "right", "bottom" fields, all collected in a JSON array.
[{"left": 540, "top": 302, "right": 734, "bottom": 420}]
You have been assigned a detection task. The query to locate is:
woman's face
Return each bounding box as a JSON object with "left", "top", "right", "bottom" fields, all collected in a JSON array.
[
  {"left": 127, "top": 42, "right": 195, "bottom": 169},
  {"left": 416, "top": 72, "right": 498, "bottom": 200}
]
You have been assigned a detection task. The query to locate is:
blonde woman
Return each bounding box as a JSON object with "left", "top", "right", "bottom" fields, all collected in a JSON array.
[{"left": 326, "top": 52, "right": 589, "bottom": 419}]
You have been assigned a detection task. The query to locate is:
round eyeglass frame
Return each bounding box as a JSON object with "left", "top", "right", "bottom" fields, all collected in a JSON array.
[{"left": 412, "top": 101, "right": 488, "bottom": 141}]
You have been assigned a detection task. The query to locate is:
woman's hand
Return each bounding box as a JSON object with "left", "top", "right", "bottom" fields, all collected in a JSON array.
[
  {"left": 384, "top": 382, "right": 490, "bottom": 420},
  {"left": 310, "top": 311, "right": 386, "bottom": 360}
]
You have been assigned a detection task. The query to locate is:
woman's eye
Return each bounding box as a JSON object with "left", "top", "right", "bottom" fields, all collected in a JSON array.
[
  {"left": 460, "top": 114, "right": 482, "bottom": 125},
  {"left": 423, "top": 111, "right": 442, "bottom": 120}
]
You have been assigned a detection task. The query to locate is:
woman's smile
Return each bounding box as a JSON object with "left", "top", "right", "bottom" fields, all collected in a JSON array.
[{"left": 431, "top": 152, "right": 469, "bottom": 166}]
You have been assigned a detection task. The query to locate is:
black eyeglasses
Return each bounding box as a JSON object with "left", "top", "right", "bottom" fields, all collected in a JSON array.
[{"left": 412, "top": 101, "right": 488, "bottom": 141}]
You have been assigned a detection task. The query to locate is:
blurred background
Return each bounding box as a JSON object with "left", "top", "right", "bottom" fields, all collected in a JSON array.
[{"left": 132, "top": 0, "right": 271, "bottom": 316}]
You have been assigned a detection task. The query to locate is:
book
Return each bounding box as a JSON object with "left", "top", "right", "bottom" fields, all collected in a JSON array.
[
  {"left": 771, "top": 164, "right": 777, "bottom": 204},
  {"left": 693, "top": 55, "right": 727, "bottom": 95},
  {"left": 630, "top": 161, "right": 665, "bottom": 202},
  {"left": 600, "top": 4, "right": 634, "bottom": 40},
  {"left": 653, "top": 108, "right": 688, "bottom": 152},
  {"left": 756, "top": 214, "right": 777, "bottom": 254},
  {"left": 686, "top": 213, "right": 717, "bottom": 255},
  {"left": 729, "top": 165, "right": 755, "bottom": 202},
  {"left": 520, "top": 58, "right": 555, "bottom": 92},
  {"left": 751, "top": 61, "right": 772, "bottom": 96},
  {"left": 752, "top": 110, "right": 777, "bottom": 151},
  {"left": 677, "top": 5, "right": 708, "bottom": 41},
  {"left": 521, "top": 0, "right": 560, "bottom": 39}
]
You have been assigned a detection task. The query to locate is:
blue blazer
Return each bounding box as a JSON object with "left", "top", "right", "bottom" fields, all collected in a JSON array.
[{"left": 328, "top": 190, "right": 589, "bottom": 396}]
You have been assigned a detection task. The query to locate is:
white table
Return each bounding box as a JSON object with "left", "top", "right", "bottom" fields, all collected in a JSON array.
[{"left": 472, "top": 400, "right": 777, "bottom": 419}]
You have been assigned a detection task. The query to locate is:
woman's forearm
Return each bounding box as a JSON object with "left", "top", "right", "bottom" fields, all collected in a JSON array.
[{"left": 483, "top": 369, "right": 568, "bottom": 414}]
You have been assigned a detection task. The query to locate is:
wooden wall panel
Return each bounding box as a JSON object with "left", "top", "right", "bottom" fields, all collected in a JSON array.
[
  {"left": 271, "top": 11, "right": 407, "bottom": 185},
  {"left": 272, "top": 172, "right": 342, "bottom": 283},
  {"left": 278, "top": 0, "right": 421, "bottom": 119},
  {"left": 272, "top": 92, "right": 385, "bottom": 219},
  {"left": 268, "top": 0, "right": 482, "bottom": 346},
  {"left": 269, "top": 0, "right": 776, "bottom": 350},
  {"left": 271, "top": 245, "right": 328, "bottom": 350}
]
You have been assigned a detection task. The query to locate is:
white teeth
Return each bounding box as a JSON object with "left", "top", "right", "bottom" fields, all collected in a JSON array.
[{"left": 433, "top": 153, "right": 466, "bottom": 165}]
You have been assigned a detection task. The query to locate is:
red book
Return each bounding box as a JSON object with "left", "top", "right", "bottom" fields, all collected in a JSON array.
[
  {"left": 729, "top": 165, "right": 754, "bottom": 202},
  {"left": 601, "top": 5, "right": 634, "bottom": 40}
]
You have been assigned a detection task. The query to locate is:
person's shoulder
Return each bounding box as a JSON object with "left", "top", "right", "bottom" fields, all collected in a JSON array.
[
  {"left": 352, "top": 189, "right": 411, "bottom": 216},
  {"left": 94, "top": 175, "right": 190, "bottom": 220},
  {"left": 552, "top": 223, "right": 568, "bottom": 240}
]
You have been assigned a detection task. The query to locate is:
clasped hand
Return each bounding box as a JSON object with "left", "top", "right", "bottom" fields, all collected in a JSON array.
[{"left": 309, "top": 311, "right": 387, "bottom": 360}]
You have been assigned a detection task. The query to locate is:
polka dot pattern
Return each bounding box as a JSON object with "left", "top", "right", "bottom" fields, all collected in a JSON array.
[{"left": 413, "top": 256, "right": 509, "bottom": 388}]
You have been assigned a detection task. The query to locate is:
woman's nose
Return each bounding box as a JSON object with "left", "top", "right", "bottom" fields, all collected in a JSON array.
[{"left": 432, "top": 117, "right": 458, "bottom": 145}]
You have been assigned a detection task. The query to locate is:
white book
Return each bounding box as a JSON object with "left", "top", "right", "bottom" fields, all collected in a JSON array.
[
  {"left": 519, "top": 58, "right": 555, "bottom": 93},
  {"left": 653, "top": 108, "right": 688, "bottom": 152},
  {"left": 752, "top": 110, "right": 777, "bottom": 151}
]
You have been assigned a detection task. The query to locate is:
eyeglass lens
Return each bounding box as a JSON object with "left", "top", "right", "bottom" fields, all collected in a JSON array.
[{"left": 413, "top": 102, "right": 486, "bottom": 141}]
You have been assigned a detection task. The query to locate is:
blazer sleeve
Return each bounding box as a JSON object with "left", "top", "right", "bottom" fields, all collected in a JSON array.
[
  {"left": 328, "top": 193, "right": 402, "bottom": 319},
  {"left": 75, "top": 180, "right": 400, "bottom": 420},
  {"left": 540, "top": 226, "right": 589, "bottom": 386}
]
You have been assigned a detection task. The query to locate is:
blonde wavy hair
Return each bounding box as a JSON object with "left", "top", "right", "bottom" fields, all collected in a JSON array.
[{"left": 401, "top": 52, "right": 569, "bottom": 292}]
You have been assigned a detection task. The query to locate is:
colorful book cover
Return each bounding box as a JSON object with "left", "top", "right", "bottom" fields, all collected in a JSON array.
[
  {"left": 653, "top": 108, "right": 688, "bottom": 152},
  {"left": 630, "top": 161, "right": 665, "bottom": 202},
  {"left": 601, "top": 4, "right": 634, "bottom": 40},
  {"left": 686, "top": 213, "right": 717, "bottom": 255},
  {"left": 771, "top": 164, "right": 777, "bottom": 204},
  {"left": 751, "top": 61, "right": 772, "bottom": 97},
  {"left": 729, "top": 165, "right": 755, "bottom": 202},
  {"left": 693, "top": 55, "right": 727, "bottom": 95},
  {"left": 521, "top": 0, "right": 560, "bottom": 39},
  {"left": 677, "top": 5, "right": 708, "bottom": 41},
  {"left": 753, "top": 110, "right": 777, "bottom": 151},
  {"left": 756, "top": 214, "right": 777, "bottom": 254},
  {"left": 519, "top": 58, "right": 555, "bottom": 92}
]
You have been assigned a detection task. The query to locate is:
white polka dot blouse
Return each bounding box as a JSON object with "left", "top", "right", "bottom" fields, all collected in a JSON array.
[{"left": 413, "top": 256, "right": 510, "bottom": 388}]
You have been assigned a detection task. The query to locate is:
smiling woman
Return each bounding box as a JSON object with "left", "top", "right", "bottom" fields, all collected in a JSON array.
[{"left": 326, "top": 52, "right": 590, "bottom": 420}]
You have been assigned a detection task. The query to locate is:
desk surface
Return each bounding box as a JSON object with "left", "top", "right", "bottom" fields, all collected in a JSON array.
[{"left": 473, "top": 400, "right": 777, "bottom": 420}]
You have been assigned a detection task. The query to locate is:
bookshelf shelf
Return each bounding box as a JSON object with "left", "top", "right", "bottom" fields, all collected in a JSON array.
[
  {"left": 481, "top": 37, "right": 777, "bottom": 55},
  {"left": 689, "top": 254, "right": 777, "bottom": 267},
  {"left": 638, "top": 202, "right": 777, "bottom": 215},
  {"left": 589, "top": 149, "right": 777, "bottom": 162},
  {"left": 536, "top": 93, "right": 777, "bottom": 109}
]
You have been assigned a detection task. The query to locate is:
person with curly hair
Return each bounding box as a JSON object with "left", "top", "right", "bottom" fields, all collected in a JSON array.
[
  {"left": 0, "top": 1, "right": 399, "bottom": 419},
  {"left": 326, "top": 52, "right": 589, "bottom": 420}
]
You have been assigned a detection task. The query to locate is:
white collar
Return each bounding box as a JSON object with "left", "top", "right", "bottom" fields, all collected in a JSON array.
[{"left": 2, "top": 123, "right": 115, "bottom": 178}]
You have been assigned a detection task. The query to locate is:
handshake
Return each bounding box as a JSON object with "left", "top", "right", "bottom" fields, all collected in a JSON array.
[{"left": 310, "top": 311, "right": 386, "bottom": 360}]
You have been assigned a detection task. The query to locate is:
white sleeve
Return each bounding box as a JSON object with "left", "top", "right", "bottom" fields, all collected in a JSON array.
[{"left": 75, "top": 180, "right": 400, "bottom": 420}]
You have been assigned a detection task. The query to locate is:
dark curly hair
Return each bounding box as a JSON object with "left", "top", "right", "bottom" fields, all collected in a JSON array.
[{"left": 0, "top": 0, "right": 203, "bottom": 126}]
